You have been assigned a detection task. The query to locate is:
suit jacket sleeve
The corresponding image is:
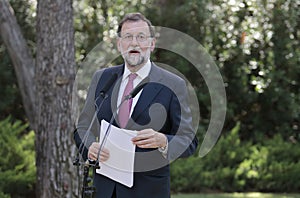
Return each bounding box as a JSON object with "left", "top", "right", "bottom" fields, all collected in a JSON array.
[
  {"left": 73, "top": 70, "right": 103, "bottom": 161},
  {"left": 165, "top": 77, "right": 198, "bottom": 161}
]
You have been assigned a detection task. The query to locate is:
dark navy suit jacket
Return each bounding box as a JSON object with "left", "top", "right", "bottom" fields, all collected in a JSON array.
[{"left": 74, "top": 63, "right": 198, "bottom": 198}]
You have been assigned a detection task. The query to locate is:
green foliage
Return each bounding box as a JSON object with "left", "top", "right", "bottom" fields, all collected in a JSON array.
[
  {"left": 1, "top": 0, "right": 299, "bottom": 194},
  {"left": 201, "top": 0, "right": 300, "bottom": 140},
  {"left": 3, "top": 0, "right": 299, "bottom": 139},
  {"left": 0, "top": 45, "right": 22, "bottom": 120},
  {"left": 0, "top": 117, "right": 36, "bottom": 198},
  {"left": 0, "top": 192, "right": 10, "bottom": 198},
  {"left": 149, "top": 0, "right": 300, "bottom": 141},
  {"left": 171, "top": 123, "right": 300, "bottom": 193},
  {"left": 74, "top": 0, "right": 150, "bottom": 62}
]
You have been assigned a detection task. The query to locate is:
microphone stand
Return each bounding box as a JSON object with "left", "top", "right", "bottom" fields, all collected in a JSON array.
[
  {"left": 77, "top": 77, "right": 148, "bottom": 198},
  {"left": 73, "top": 95, "right": 108, "bottom": 198},
  {"left": 86, "top": 90, "right": 137, "bottom": 197},
  {"left": 73, "top": 73, "right": 118, "bottom": 198},
  {"left": 95, "top": 96, "right": 129, "bottom": 165},
  {"left": 81, "top": 160, "right": 96, "bottom": 198}
]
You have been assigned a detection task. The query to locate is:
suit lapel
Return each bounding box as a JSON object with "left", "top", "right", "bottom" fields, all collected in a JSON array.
[{"left": 106, "top": 65, "right": 124, "bottom": 126}]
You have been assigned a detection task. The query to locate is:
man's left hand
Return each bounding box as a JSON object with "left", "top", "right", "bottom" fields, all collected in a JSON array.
[{"left": 132, "top": 129, "right": 167, "bottom": 149}]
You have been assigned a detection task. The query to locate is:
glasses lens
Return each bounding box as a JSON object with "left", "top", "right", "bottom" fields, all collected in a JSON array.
[
  {"left": 121, "top": 34, "right": 150, "bottom": 42},
  {"left": 123, "top": 35, "right": 133, "bottom": 42},
  {"left": 137, "top": 35, "right": 146, "bottom": 42}
]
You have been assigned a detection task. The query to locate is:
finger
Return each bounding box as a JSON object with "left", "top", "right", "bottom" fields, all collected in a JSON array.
[
  {"left": 89, "top": 150, "right": 98, "bottom": 161},
  {"left": 100, "top": 152, "right": 109, "bottom": 161},
  {"left": 89, "top": 143, "right": 100, "bottom": 154},
  {"left": 91, "top": 142, "right": 100, "bottom": 150},
  {"left": 100, "top": 149, "right": 109, "bottom": 157},
  {"left": 134, "top": 138, "right": 152, "bottom": 145},
  {"left": 88, "top": 151, "right": 97, "bottom": 161},
  {"left": 136, "top": 142, "right": 156, "bottom": 148},
  {"left": 132, "top": 132, "right": 153, "bottom": 142},
  {"left": 132, "top": 137, "right": 153, "bottom": 146},
  {"left": 89, "top": 144, "right": 102, "bottom": 160},
  {"left": 100, "top": 149, "right": 110, "bottom": 162},
  {"left": 132, "top": 136, "right": 146, "bottom": 143},
  {"left": 101, "top": 148, "right": 110, "bottom": 154},
  {"left": 138, "top": 129, "right": 155, "bottom": 137},
  {"left": 135, "top": 138, "right": 160, "bottom": 148}
]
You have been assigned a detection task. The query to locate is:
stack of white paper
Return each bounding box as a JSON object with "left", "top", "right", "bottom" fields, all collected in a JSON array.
[{"left": 96, "top": 120, "right": 137, "bottom": 188}]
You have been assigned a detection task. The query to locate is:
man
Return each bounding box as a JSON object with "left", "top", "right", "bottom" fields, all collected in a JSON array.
[{"left": 74, "top": 13, "right": 198, "bottom": 198}]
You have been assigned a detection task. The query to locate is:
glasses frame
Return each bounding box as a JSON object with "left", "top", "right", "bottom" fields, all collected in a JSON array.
[{"left": 119, "top": 33, "right": 153, "bottom": 43}]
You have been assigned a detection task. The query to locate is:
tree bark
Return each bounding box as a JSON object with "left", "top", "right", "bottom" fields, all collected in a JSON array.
[
  {"left": 1, "top": 0, "right": 80, "bottom": 197},
  {"left": 35, "top": 0, "right": 78, "bottom": 197},
  {"left": 0, "top": 0, "right": 36, "bottom": 128}
]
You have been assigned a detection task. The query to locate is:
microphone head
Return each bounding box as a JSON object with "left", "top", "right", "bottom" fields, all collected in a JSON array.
[{"left": 129, "top": 77, "right": 149, "bottom": 99}]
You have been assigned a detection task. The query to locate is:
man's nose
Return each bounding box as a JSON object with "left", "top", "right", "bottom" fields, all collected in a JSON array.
[{"left": 130, "top": 36, "right": 139, "bottom": 45}]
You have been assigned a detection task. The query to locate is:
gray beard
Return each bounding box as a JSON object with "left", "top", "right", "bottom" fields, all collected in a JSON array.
[{"left": 125, "top": 55, "right": 145, "bottom": 67}]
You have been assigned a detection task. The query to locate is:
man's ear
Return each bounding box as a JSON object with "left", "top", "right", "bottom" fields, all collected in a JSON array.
[
  {"left": 117, "top": 38, "right": 121, "bottom": 52},
  {"left": 150, "top": 38, "right": 156, "bottom": 52}
]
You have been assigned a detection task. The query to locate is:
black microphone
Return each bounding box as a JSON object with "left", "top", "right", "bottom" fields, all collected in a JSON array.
[
  {"left": 95, "top": 77, "right": 149, "bottom": 166},
  {"left": 126, "top": 77, "right": 149, "bottom": 99},
  {"left": 100, "top": 73, "right": 118, "bottom": 98}
]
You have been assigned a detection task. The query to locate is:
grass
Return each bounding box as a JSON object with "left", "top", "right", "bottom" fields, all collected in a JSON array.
[{"left": 172, "top": 193, "right": 300, "bottom": 198}]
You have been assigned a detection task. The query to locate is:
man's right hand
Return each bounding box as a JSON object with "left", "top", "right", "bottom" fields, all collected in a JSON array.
[{"left": 88, "top": 142, "right": 110, "bottom": 162}]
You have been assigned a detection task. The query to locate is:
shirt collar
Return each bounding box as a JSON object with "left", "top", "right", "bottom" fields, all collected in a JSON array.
[{"left": 122, "top": 59, "right": 151, "bottom": 81}]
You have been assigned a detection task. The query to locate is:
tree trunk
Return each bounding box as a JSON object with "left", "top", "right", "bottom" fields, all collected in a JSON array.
[
  {"left": 35, "top": 0, "right": 78, "bottom": 197},
  {"left": 0, "top": 0, "right": 36, "bottom": 128}
]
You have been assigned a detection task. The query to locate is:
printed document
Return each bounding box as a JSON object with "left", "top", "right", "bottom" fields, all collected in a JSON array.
[{"left": 96, "top": 119, "right": 137, "bottom": 187}]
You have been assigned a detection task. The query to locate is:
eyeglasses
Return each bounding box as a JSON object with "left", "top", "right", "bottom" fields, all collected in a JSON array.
[{"left": 120, "top": 34, "right": 152, "bottom": 42}]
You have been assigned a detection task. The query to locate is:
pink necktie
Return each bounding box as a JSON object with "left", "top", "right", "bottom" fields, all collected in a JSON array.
[{"left": 118, "top": 73, "right": 137, "bottom": 128}]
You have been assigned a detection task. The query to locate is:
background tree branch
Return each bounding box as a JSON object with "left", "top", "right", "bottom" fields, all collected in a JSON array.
[{"left": 0, "top": 0, "right": 36, "bottom": 128}]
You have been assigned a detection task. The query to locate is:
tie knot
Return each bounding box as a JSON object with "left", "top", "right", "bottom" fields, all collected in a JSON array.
[{"left": 128, "top": 73, "right": 137, "bottom": 82}]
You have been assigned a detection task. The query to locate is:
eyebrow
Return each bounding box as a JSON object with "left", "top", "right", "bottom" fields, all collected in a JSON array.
[{"left": 123, "top": 33, "right": 147, "bottom": 35}]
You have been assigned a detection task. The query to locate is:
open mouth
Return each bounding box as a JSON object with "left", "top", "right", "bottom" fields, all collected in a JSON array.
[{"left": 129, "top": 50, "right": 140, "bottom": 55}]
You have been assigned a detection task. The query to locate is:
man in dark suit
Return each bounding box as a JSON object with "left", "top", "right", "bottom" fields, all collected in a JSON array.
[{"left": 74, "top": 12, "right": 198, "bottom": 198}]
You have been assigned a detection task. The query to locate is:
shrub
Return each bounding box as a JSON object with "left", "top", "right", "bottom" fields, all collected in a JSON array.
[
  {"left": 0, "top": 117, "right": 36, "bottom": 198},
  {"left": 170, "top": 123, "right": 300, "bottom": 193}
]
